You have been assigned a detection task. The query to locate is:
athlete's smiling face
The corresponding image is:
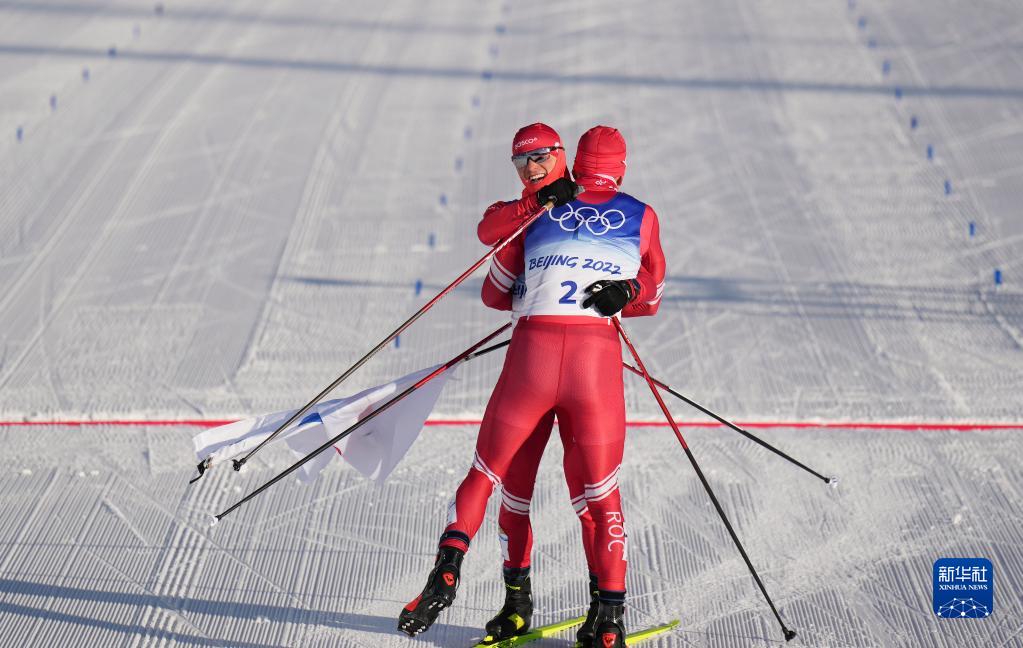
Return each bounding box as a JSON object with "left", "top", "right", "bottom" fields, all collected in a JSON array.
[{"left": 516, "top": 150, "right": 561, "bottom": 186}]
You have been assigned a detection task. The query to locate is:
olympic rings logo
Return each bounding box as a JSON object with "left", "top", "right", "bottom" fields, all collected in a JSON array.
[{"left": 548, "top": 205, "right": 626, "bottom": 236}]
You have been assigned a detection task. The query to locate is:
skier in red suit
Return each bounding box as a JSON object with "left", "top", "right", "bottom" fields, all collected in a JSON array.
[{"left": 399, "top": 124, "right": 665, "bottom": 648}]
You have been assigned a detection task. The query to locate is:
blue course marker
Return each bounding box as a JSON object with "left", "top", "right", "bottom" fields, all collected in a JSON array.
[
  {"left": 108, "top": 46, "right": 117, "bottom": 57},
  {"left": 439, "top": 194, "right": 448, "bottom": 206},
  {"left": 428, "top": 233, "right": 436, "bottom": 249},
  {"left": 858, "top": 17, "right": 867, "bottom": 29},
  {"left": 82, "top": 67, "right": 90, "bottom": 81},
  {"left": 969, "top": 222, "right": 976, "bottom": 237},
  {"left": 868, "top": 38, "right": 877, "bottom": 48},
  {"left": 910, "top": 115, "right": 918, "bottom": 129},
  {"left": 882, "top": 60, "right": 891, "bottom": 75},
  {"left": 472, "top": 96, "right": 480, "bottom": 108},
  {"left": 495, "top": 25, "right": 507, "bottom": 34},
  {"left": 16, "top": 126, "right": 23, "bottom": 141},
  {"left": 454, "top": 157, "right": 463, "bottom": 172},
  {"left": 894, "top": 87, "right": 902, "bottom": 99},
  {"left": 944, "top": 180, "right": 952, "bottom": 195},
  {"left": 927, "top": 144, "right": 934, "bottom": 160},
  {"left": 464, "top": 127, "right": 473, "bottom": 140},
  {"left": 395, "top": 334, "right": 401, "bottom": 348},
  {"left": 415, "top": 279, "right": 423, "bottom": 296},
  {"left": 994, "top": 269, "right": 1003, "bottom": 286},
  {"left": 49, "top": 95, "right": 57, "bottom": 110}
]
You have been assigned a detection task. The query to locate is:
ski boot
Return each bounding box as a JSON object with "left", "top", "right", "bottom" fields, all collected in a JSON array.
[
  {"left": 574, "top": 573, "right": 600, "bottom": 647},
  {"left": 398, "top": 546, "right": 464, "bottom": 636},
  {"left": 479, "top": 571, "right": 533, "bottom": 645},
  {"left": 589, "top": 599, "right": 626, "bottom": 648}
]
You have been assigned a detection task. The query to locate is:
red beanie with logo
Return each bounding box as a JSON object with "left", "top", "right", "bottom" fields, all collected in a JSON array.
[
  {"left": 511, "top": 122, "right": 562, "bottom": 155},
  {"left": 512, "top": 122, "right": 568, "bottom": 194},
  {"left": 573, "top": 125, "right": 627, "bottom": 183}
]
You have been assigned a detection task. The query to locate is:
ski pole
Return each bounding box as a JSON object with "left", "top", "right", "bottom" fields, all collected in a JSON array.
[
  {"left": 188, "top": 338, "right": 512, "bottom": 484},
  {"left": 213, "top": 323, "right": 511, "bottom": 522},
  {"left": 621, "top": 362, "right": 835, "bottom": 485},
  {"left": 224, "top": 202, "right": 553, "bottom": 476},
  {"left": 612, "top": 317, "right": 797, "bottom": 643}
]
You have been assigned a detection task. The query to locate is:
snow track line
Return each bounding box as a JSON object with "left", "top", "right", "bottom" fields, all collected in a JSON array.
[
  {"left": 0, "top": 419, "right": 1019, "bottom": 431},
  {"left": 0, "top": 10, "right": 246, "bottom": 395}
]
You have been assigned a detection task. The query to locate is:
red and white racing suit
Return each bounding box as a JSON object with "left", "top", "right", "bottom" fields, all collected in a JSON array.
[{"left": 440, "top": 184, "right": 665, "bottom": 593}]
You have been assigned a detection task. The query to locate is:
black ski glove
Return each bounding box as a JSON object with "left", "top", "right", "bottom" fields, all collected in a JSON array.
[
  {"left": 536, "top": 177, "right": 578, "bottom": 208},
  {"left": 581, "top": 279, "right": 640, "bottom": 317}
]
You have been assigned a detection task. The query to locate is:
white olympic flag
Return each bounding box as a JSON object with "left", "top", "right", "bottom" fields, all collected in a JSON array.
[{"left": 192, "top": 364, "right": 454, "bottom": 484}]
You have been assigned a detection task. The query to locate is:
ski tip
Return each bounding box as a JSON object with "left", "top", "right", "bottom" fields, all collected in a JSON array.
[
  {"left": 827, "top": 476, "right": 840, "bottom": 489},
  {"left": 625, "top": 619, "right": 680, "bottom": 644}
]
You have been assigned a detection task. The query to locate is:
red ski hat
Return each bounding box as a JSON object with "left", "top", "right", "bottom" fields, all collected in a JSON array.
[
  {"left": 511, "top": 122, "right": 562, "bottom": 155},
  {"left": 573, "top": 125, "right": 627, "bottom": 184},
  {"left": 511, "top": 122, "right": 568, "bottom": 194}
]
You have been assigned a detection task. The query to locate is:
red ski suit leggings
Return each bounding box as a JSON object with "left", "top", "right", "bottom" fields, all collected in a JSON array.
[{"left": 441, "top": 318, "right": 628, "bottom": 591}]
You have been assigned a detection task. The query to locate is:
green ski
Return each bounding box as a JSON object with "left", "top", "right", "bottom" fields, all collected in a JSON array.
[
  {"left": 473, "top": 615, "right": 586, "bottom": 647},
  {"left": 625, "top": 619, "right": 680, "bottom": 644}
]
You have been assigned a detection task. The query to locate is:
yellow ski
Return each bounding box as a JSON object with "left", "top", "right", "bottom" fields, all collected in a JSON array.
[
  {"left": 626, "top": 619, "right": 680, "bottom": 645},
  {"left": 474, "top": 615, "right": 586, "bottom": 647}
]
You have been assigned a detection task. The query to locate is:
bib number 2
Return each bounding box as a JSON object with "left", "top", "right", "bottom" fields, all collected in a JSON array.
[{"left": 559, "top": 281, "right": 578, "bottom": 304}]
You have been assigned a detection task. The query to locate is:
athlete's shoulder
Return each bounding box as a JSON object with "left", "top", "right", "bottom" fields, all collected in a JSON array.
[
  {"left": 611, "top": 191, "right": 648, "bottom": 210},
  {"left": 484, "top": 199, "right": 514, "bottom": 214}
]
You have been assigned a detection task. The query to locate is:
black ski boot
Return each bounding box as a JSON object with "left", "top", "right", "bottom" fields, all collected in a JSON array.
[
  {"left": 590, "top": 601, "right": 626, "bottom": 648},
  {"left": 479, "top": 569, "right": 533, "bottom": 645},
  {"left": 575, "top": 573, "right": 600, "bottom": 647},
  {"left": 398, "top": 546, "right": 464, "bottom": 636}
]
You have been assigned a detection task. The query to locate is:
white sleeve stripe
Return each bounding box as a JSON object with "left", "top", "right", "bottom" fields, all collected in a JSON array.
[
  {"left": 489, "top": 260, "right": 514, "bottom": 286},
  {"left": 488, "top": 267, "right": 513, "bottom": 291},
  {"left": 493, "top": 257, "right": 517, "bottom": 283},
  {"left": 645, "top": 285, "right": 664, "bottom": 305}
]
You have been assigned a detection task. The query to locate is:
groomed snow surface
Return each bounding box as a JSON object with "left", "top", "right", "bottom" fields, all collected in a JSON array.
[{"left": 1, "top": 0, "right": 1022, "bottom": 646}]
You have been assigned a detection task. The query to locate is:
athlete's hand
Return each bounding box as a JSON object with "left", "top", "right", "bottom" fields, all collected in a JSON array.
[
  {"left": 582, "top": 279, "right": 640, "bottom": 317},
  {"left": 536, "top": 178, "right": 578, "bottom": 208}
]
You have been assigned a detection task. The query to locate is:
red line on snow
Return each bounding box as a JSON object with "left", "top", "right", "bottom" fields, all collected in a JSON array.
[{"left": 0, "top": 419, "right": 1020, "bottom": 431}]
